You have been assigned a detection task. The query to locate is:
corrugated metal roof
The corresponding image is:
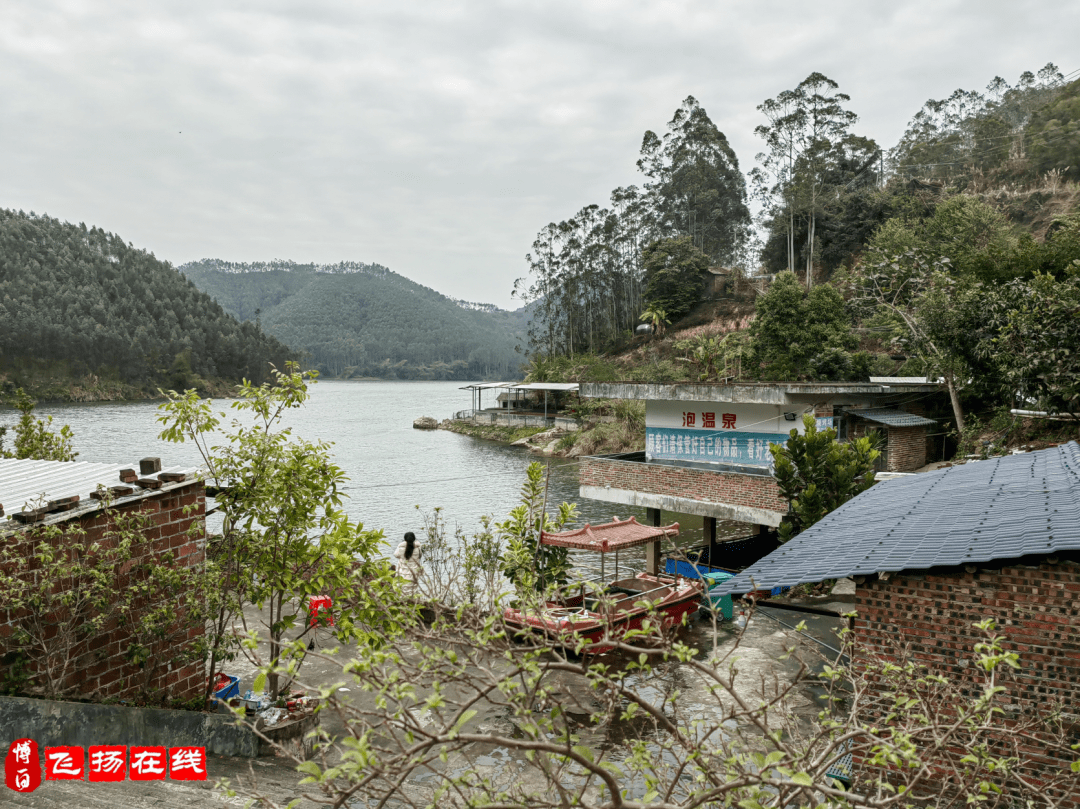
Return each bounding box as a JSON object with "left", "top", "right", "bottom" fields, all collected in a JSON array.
[
  {"left": 847, "top": 408, "right": 937, "bottom": 428},
  {"left": 869, "top": 376, "right": 942, "bottom": 384},
  {"left": 713, "top": 442, "right": 1080, "bottom": 595},
  {"left": 512, "top": 383, "right": 580, "bottom": 392},
  {"left": 458, "top": 381, "right": 518, "bottom": 390},
  {"left": 0, "top": 458, "right": 200, "bottom": 525}
]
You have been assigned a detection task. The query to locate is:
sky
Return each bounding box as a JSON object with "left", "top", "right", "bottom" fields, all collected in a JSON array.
[{"left": 2, "top": 1, "right": 1076, "bottom": 310}]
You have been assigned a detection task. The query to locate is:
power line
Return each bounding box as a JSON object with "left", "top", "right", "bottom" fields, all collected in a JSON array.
[
  {"left": 893, "top": 110, "right": 1079, "bottom": 173},
  {"left": 345, "top": 410, "right": 815, "bottom": 491}
]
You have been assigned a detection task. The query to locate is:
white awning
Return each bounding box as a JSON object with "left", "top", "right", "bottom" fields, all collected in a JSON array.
[
  {"left": 510, "top": 383, "right": 580, "bottom": 392},
  {"left": 458, "top": 381, "right": 518, "bottom": 391}
]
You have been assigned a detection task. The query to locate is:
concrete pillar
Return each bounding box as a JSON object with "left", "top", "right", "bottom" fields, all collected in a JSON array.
[
  {"left": 645, "top": 507, "right": 662, "bottom": 575},
  {"left": 704, "top": 516, "right": 718, "bottom": 564},
  {"left": 645, "top": 540, "right": 660, "bottom": 576}
]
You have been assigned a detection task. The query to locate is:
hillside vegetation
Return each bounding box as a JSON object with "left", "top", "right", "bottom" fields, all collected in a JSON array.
[
  {"left": 180, "top": 260, "right": 527, "bottom": 380},
  {"left": 0, "top": 210, "right": 292, "bottom": 400},
  {"left": 519, "top": 65, "right": 1080, "bottom": 459}
]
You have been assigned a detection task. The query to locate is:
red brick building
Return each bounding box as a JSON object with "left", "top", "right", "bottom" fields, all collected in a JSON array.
[
  {"left": 0, "top": 458, "right": 206, "bottom": 701},
  {"left": 714, "top": 442, "right": 1080, "bottom": 804}
]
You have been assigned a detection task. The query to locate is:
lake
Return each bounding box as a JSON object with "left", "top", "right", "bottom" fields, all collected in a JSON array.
[{"left": 2, "top": 380, "right": 746, "bottom": 564}]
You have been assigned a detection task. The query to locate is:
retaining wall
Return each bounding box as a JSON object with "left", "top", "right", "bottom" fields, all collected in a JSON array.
[
  {"left": 0, "top": 695, "right": 259, "bottom": 757},
  {"left": 579, "top": 455, "right": 787, "bottom": 526}
]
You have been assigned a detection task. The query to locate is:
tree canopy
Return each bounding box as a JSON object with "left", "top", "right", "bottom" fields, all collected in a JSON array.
[
  {"left": 0, "top": 210, "right": 291, "bottom": 391},
  {"left": 641, "top": 236, "right": 711, "bottom": 322},
  {"left": 638, "top": 96, "right": 751, "bottom": 266},
  {"left": 516, "top": 98, "right": 750, "bottom": 358},
  {"left": 750, "top": 271, "right": 857, "bottom": 381},
  {"left": 181, "top": 259, "right": 527, "bottom": 380}
]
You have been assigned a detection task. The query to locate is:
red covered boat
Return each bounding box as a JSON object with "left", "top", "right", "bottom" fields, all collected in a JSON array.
[{"left": 502, "top": 517, "right": 705, "bottom": 653}]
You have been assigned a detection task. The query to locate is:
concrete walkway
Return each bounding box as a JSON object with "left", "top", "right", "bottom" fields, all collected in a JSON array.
[{"left": 6, "top": 596, "right": 852, "bottom": 808}]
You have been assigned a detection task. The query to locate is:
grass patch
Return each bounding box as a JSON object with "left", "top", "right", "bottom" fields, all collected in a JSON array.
[{"left": 443, "top": 422, "right": 547, "bottom": 444}]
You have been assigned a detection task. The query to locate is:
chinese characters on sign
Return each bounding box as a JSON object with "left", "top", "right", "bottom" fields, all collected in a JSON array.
[
  {"left": 6, "top": 740, "right": 205, "bottom": 792},
  {"left": 646, "top": 429, "right": 783, "bottom": 465},
  {"left": 648, "top": 401, "right": 825, "bottom": 468},
  {"left": 681, "top": 411, "right": 735, "bottom": 430}
]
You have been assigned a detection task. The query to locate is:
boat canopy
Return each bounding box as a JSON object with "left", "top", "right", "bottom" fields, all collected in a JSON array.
[{"left": 541, "top": 516, "right": 679, "bottom": 553}]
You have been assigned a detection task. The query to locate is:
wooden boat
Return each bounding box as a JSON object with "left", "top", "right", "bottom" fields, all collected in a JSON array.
[{"left": 503, "top": 517, "right": 705, "bottom": 653}]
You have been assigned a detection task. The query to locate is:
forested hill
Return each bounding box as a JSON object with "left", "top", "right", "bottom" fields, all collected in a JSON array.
[
  {"left": 0, "top": 210, "right": 292, "bottom": 400},
  {"left": 179, "top": 259, "right": 527, "bottom": 380}
]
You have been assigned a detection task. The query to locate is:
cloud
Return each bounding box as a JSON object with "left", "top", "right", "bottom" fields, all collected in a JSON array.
[{"left": 1, "top": 0, "right": 1075, "bottom": 308}]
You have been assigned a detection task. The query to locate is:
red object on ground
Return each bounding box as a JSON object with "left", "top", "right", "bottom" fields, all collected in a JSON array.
[
  {"left": 6, "top": 739, "right": 41, "bottom": 793},
  {"left": 308, "top": 595, "right": 334, "bottom": 627}
]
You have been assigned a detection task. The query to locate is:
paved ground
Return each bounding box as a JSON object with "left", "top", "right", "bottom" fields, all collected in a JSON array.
[{"left": 6, "top": 595, "right": 853, "bottom": 808}]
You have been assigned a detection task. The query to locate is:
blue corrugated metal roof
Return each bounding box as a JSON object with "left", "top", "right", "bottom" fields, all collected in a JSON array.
[
  {"left": 714, "top": 442, "right": 1080, "bottom": 595},
  {"left": 847, "top": 408, "right": 937, "bottom": 428}
]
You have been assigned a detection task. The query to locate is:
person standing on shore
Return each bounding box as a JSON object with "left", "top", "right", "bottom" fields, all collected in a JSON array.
[{"left": 393, "top": 531, "right": 423, "bottom": 595}]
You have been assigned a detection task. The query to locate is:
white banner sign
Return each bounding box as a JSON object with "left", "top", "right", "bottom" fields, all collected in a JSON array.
[{"left": 645, "top": 400, "right": 830, "bottom": 467}]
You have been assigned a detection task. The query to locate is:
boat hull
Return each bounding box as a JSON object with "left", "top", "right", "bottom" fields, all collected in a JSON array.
[{"left": 503, "top": 572, "right": 704, "bottom": 654}]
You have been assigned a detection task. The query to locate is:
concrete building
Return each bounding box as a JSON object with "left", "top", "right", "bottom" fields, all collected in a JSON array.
[{"left": 577, "top": 379, "right": 942, "bottom": 568}]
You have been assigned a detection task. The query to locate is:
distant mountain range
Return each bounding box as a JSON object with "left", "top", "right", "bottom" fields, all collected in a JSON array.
[
  {"left": 178, "top": 259, "right": 528, "bottom": 380},
  {"left": 0, "top": 210, "right": 292, "bottom": 399}
]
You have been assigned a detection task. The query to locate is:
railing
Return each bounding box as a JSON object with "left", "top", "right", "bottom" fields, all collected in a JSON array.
[{"left": 451, "top": 411, "right": 579, "bottom": 431}]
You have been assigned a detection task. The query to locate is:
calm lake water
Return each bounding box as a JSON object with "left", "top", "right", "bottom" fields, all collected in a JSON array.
[{"left": 2, "top": 380, "right": 746, "bottom": 562}]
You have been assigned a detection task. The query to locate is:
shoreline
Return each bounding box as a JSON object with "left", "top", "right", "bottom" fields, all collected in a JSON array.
[{"left": 435, "top": 417, "right": 644, "bottom": 459}]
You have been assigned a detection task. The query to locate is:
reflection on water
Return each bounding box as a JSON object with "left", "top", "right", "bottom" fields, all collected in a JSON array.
[{"left": 0, "top": 380, "right": 749, "bottom": 557}]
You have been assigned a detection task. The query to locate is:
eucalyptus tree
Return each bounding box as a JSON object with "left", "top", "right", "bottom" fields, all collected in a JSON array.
[
  {"left": 889, "top": 63, "right": 1064, "bottom": 183},
  {"left": 516, "top": 200, "right": 644, "bottom": 358},
  {"left": 516, "top": 98, "right": 748, "bottom": 359},
  {"left": 637, "top": 96, "right": 750, "bottom": 266},
  {"left": 751, "top": 87, "right": 804, "bottom": 274},
  {"left": 752, "top": 74, "right": 861, "bottom": 286}
]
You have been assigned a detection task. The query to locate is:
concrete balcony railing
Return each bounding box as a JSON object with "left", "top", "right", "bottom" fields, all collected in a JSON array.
[{"left": 454, "top": 410, "right": 580, "bottom": 431}]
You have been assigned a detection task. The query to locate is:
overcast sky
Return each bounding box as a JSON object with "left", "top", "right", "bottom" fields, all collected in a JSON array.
[{"left": 2, "top": 1, "right": 1076, "bottom": 309}]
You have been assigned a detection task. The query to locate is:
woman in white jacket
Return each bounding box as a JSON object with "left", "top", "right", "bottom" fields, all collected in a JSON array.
[{"left": 393, "top": 531, "right": 423, "bottom": 595}]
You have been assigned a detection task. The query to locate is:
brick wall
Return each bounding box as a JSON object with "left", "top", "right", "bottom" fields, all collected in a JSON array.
[
  {"left": 0, "top": 482, "right": 206, "bottom": 702},
  {"left": 885, "top": 425, "right": 927, "bottom": 472},
  {"left": 856, "top": 560, "right": 1080, "bottom": 804},
  {"left": 849, "top": 421, "right": 928, "bottom": 473},
  {"left": 580, "top": 456, "right": 787, "bottom": 516}
]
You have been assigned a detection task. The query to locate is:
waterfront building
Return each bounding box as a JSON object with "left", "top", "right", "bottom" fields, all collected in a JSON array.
[{"left": 577, "top": 378, "right": 943, "bottom": 563}]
